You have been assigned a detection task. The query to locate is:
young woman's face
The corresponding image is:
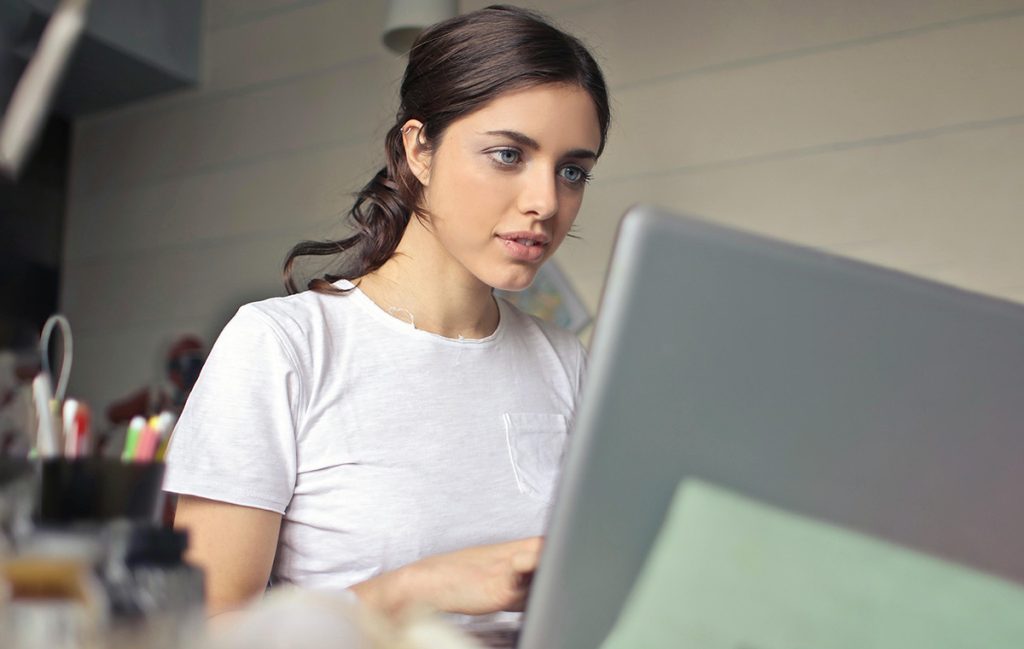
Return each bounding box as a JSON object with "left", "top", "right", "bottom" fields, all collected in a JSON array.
[{"left": 411, "top": 83, "right": 603, "bottom": 292}]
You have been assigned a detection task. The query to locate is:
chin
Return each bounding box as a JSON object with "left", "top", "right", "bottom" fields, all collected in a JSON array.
[{"left": 488, "top": 268, "right": 539, "bottom": 292}]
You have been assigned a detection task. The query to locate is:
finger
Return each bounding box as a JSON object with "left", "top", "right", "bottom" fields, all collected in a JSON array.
[
  {"left": 508, "top": 536, "right": 542, "bottom": 557},
  {"left": 507, "top": 569, "right": 536, "bottom": 612},
  {"left": 522, "top": 536, "right": 544, "bottom": 552},
  {"left": 511, "top": 548, "right": 540, "bottom": 574}
]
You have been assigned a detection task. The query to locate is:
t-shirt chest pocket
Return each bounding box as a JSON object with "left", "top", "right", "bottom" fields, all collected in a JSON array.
[{"left": 503, "top": 412, "right": 569, "bottom": 502}]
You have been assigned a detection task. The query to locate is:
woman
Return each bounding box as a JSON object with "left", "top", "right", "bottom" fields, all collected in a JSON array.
[{"left": 164, "top": 5, "right": 610, "bottom": 622}]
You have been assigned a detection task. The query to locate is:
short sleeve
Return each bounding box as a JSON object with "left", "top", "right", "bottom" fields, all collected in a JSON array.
[{"left": 163, "top": 305, "right": 303, "bottom": 514}]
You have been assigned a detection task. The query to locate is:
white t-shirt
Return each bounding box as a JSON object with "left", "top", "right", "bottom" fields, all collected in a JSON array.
[{"left": 164, "top": 280, "right": 586, "bottom": 595}]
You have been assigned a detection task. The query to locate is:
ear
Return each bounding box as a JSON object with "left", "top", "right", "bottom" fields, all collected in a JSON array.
[{"left": 400, "top": 119, "right": 431, "bottom": 186}]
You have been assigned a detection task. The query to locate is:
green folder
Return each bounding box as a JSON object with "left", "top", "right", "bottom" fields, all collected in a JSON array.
[{"left": 602, "top": 479, "right": 1024, "bottom": 649}]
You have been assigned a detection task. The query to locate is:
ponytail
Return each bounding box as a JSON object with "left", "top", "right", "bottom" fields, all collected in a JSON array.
[{"left": 283, "top": 124, "right": 424, "bottom": 295}]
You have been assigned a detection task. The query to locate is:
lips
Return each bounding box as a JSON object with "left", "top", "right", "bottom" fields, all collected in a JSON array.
[
  {"left": 497, "top": 231, "right": 550, "bottom": 262},
  {"left": 497, "top": 231, "right": 550, "bottom": 245}
]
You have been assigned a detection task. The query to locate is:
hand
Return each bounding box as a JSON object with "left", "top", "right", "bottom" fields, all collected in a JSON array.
[{"left": 351, "top": 537, "right": 543, "bottom": 617}]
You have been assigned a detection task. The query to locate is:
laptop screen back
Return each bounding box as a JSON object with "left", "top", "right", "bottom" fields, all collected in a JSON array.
[{"left": 520, "top": 205, "right": 1024, "bottom": 649}]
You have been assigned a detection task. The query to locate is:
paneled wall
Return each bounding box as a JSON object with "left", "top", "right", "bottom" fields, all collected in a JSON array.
[{"left": 61, "top": 0, "right": 1024, "bottom": 413}]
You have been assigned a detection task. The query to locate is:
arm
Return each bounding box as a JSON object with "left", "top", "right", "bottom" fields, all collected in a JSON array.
[
  {"left": 351, "top": 536, "right": 543, "bottom": 617},
  {"left": 176, "top": 491, "right": 540, "bottom": 618},
  {"left": 173, "top": 494, "right": 282, "bottom": 617}
]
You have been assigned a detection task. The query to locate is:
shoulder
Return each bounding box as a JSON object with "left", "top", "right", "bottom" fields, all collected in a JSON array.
[
  {"left": 497, "top": 297, "right": 584, "bottom": 357},
  {"left": 496, "top": 298, "right": 588, "bottom": 402},
  {"left": 232, "top": 288, "right": 358, "bottom": 335},
  {"left": 241, "top": 288, "right": 339, "bottom": 323},
  {"left": 218, "top": 289, "right": 363, "bottom": 364}
]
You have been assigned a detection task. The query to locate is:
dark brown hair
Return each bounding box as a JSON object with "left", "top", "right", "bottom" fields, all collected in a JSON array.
[{"left": 283, "top": 5, "right": 611, "bottom": 295}]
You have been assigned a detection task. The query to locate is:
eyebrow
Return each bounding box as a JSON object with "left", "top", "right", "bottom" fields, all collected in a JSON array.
[{"left": 483, "top": 129, "right": 598, "bottom": 160}]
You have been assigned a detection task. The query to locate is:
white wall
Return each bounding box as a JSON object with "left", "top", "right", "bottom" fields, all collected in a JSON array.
[{"left": 61, "top": 0, "right": 1024, "bottom": 414}]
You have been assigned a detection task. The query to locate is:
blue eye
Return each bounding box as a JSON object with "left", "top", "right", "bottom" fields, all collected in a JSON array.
[
  {"left": 560, "top": 165, "right": 591, "bottom": 185},
  {"left": 492, "top": 149, "right": 520, "bottom": 165}
]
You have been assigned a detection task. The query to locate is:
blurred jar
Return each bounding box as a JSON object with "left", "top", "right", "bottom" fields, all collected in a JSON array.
[{"left": 0, "top": 533, "right": 106, "bottom": 649}]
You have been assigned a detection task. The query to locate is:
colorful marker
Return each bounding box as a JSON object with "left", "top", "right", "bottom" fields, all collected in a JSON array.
[{"left": 121, "top": 415, "right": 146, "bottom": 462}]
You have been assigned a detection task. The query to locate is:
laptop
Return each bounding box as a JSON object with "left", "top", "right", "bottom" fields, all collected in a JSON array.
[{"left": 519, "top": 204, "right": 1024, "bottom": 649}]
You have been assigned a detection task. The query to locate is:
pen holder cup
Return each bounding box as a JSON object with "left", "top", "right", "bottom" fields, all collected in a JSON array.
[{"left": 39, "top": 459, "right": 165, "bottom": 524}]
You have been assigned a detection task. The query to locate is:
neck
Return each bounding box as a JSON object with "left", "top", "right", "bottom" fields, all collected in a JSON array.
[{"left": 355, "top": 220, "right": 499, "bottom": 339}]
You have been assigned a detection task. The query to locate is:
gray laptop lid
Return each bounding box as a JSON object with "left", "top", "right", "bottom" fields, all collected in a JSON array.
[{"left": 520, "top": 205, "right": 1024, "bottom": 649}]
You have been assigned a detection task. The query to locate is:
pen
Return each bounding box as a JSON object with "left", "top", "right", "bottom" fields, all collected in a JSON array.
[
  {"left": 32, "top": 373, "right": 59, "bottom": 458},
  {"left": 63, "top": 400, "right": 90, "bottom": 458},
  {"left": 154, "top": 411, "right": 177, "bottom": 461},
  {"left": 133, "top": 416, "right": 161, "bottom": 462},
  {"left": 62, "top": 398, "right": 78, "bottom": 457},
  {"left": 75, "top": 403, "right": 91, "bottom": 457},
  {"left": 121, "top": 415, "right": 146, "bottom": 462}
]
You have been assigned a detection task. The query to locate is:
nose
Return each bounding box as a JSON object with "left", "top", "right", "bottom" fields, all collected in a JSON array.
[{"left": 517, "top": 164, "right": 559, "bottom": 220}]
